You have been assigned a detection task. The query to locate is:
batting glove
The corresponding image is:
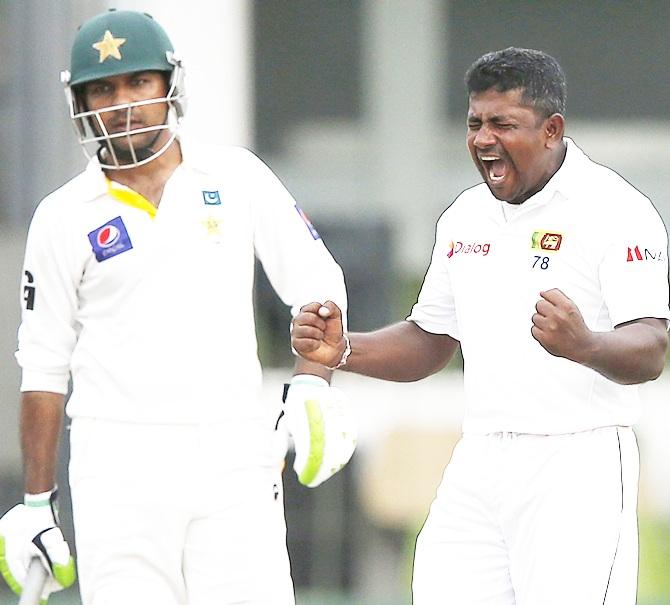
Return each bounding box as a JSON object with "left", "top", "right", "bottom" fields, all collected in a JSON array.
[
  {"left": 281, "top": 374, "right": 357, "bottom": 488},
  {"left": 0, "top": 489, "right": 76, "bottom": 603}
]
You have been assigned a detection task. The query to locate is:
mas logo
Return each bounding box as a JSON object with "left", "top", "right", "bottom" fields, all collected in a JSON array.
[
  {"left": 446, "top": 240, "right": 491, "bottom": 258},
  {"left": 531, "top": 231, "right": 562, "bottom": 252},
  {"left": 88, "top": 216, "right": 133, "bottom": 262},
  {"left": 627, "top": 245, "right": 665, "bottom": 262}
]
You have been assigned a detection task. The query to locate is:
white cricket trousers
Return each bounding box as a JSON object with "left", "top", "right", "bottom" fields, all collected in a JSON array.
[
  {"left": 68, "top": 417, "right": 295, "bottom": 605},
  {"left": 413, "top": 426, "right": 639, "bottom": 605}
]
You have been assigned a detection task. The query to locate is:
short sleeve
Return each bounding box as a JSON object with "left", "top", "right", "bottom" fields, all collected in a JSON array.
[
  {"left": 599, "top": 196, "right": 670, "bottom": 327},
  {"left": 407, "top": 216, "right": 460, "bottom": 338}
]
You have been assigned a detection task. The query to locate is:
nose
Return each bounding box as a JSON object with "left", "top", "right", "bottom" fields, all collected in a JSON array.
[
  {"left": 111, "top": 84, "right": 135, "bottom": 107},
  {"left": 472, "top": 124, "right": 496, "bottom": 149}
]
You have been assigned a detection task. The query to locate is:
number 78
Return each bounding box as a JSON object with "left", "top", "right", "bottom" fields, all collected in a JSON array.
[{"left": 532, "top": 255, "right": 550, "bottom": 270}]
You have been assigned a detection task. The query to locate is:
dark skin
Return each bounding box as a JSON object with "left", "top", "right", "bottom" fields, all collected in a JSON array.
[
  {"left": 466, "top": 87, "right": 566, "bottom": 205},
  {"left": 532, "top": 289, "right": 667, "bottom": 384},
  {"left": 292, "top": 86, "right": 668, "bottom": 386},
  {"left": 292, "top": 302, "right": 458, "bottom": 382},
  {"left": 21, "top": 392, "right": 65, "bottom": 493}
]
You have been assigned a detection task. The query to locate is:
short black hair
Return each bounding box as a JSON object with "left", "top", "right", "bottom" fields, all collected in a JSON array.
[{"left": 465, "top": 47, "right": 566, "bottom": 118}]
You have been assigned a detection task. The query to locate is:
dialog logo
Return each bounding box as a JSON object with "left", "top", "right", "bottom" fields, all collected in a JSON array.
[
  {"left": 88, "top": 216, "right": 133, "bottom": 262},
  {"left": 447, "top": 240, "right": 491, "bottom": 258}
]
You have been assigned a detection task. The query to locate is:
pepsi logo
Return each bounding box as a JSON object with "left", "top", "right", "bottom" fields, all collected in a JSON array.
[{"left": 97, "top": 225, "right": 121, "bottom": 248}]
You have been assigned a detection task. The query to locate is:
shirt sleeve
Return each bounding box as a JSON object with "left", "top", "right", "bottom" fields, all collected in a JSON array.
[
  {"left": 15, "top": 200, "right": 81, "bottom": 394},
  {"left": 245, "top": 150, "right": 348, "bottom": 330},
  {"left": 406, "top": 214, "right": 460, "bottom": 339},
  {"left": 598, "top": 195, "right": 670, "bottom": 328}
]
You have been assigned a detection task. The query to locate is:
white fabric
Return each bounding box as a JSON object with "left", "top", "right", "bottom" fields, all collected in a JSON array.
[
  {"left": 16, "top": 141, "right": 347, "bottom": 426},
  {"left": 408, "top": 139, "right": 670, "bottom": 434},
  {"left": 69, "top": 418, "right": 295, "bottom": 605},
  {"left": 413, "top": 427, "right": 639, "bottom": 605}
]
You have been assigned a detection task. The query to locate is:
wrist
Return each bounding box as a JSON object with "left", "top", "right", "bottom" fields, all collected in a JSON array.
[
  {"left": 325, "top": 333, "right": 351, "bottom": 370},
  {"left": 24, "top": 487, "right": 58, "bottom": 524}
]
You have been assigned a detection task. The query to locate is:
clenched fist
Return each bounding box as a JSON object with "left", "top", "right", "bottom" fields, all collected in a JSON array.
[
  {"left": 531, "top": 288, "right": 594, "bottom": 364},
  {"left": 292, "top": 301, "right": 347, "bottom": 368}
]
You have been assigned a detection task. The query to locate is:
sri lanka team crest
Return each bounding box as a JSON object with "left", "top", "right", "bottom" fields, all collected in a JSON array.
[
  {"left": 88, "top": 216, "right": 133, "bottom": 262},
  {"left": 531, "top": 231, "right": 563, "bottom": 252}
]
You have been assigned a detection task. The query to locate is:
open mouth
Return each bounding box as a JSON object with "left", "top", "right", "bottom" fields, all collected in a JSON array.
[{"left": 479, "top": 154, "right": 507, "bottom": 184}]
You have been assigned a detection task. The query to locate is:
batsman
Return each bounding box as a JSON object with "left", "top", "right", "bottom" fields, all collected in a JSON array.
[{"left": 0, "top": 9, "right": 355, "bottom": 605}]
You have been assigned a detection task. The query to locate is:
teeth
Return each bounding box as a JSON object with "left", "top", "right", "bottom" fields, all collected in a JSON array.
[{"left": 480, "top": 155, "right": 499, "bottom": 161}]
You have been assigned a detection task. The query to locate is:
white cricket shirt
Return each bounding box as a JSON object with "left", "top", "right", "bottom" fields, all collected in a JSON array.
[
  {"left": 409, "top": 139, "right": 670, "bottom": 434},
  {"left": 16, "top": 141, "right": 347, "bottom": 424}
]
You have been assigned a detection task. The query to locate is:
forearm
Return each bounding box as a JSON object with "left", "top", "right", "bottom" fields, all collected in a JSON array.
[
  {"left": 581, "top": 319, "right": 668, "bottom": 384},
  {"left": 20, "top": 391, "right": 66, "bottom": 494},
  {"left": 344, "top": 321, "right": 459, "bottom": 382}
]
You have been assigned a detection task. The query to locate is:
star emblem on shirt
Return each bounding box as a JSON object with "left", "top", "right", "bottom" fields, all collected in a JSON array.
[
  {"left": 92, "top": 30, "right": 126, "bottom": 63},
  {"left": 202, "top": 216, "right": 221, "bottom": 236}
]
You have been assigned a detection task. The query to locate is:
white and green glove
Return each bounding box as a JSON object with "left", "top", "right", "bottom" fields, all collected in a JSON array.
[
  {"left": 0, "top": 489, "right": 76, "bottom": 604},
  {"left": 281, "top": 374, "right": 357, "bottom": 488}
]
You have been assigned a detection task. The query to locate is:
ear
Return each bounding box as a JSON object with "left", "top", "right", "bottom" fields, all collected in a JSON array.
[{"left": 544, "top": 113, "right": 565, "bottom": 147}]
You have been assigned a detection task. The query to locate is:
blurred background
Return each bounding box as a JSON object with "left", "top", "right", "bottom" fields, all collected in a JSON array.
[{"left": 1, "top": 1, "right": 670, "bottom": 603}]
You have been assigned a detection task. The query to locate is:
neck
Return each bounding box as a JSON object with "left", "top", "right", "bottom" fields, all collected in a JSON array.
[
  {"left": 514, "top": 140, "right": 568, "bottom": 205},
  {"left": 104, "top": 139, "right": 182, "bottom": 207}
]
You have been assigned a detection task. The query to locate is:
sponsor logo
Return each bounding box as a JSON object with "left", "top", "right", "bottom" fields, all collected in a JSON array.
[
  {"left": 96, "top": 224, "right": 120, "bottom": 248},
  {"left": 627, "top": 245, "right": 666, "bottom": 262},
  {"left": 295, "top": 206, "right": 320, "bottom": 240},
  {"left": 23, "top": 270, "right": 35, "bottom": 310},
  {"left": 88, "top": 216, "right": 133, "bottom": 262},
  {"left": 202, "top": 190, "right": 222, "bottom": 205},
  {"left": 447, "top": 240, "right": 491, "bottom": 258},
  {"left": 531, "top": 231, "right": 562, "bottom": 251}
]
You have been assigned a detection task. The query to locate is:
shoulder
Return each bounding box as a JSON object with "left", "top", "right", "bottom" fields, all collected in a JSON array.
[
  {"left": 31, "top": 170, "right": 91, "bottom": 224},
  {"left": 437, "top": 182, "right": 491, "bottom": 229},
  {"left": 183, "top": 142, "right": 272, "bottom": 177},
  {"left": 578, "top": 155, "right": 661, "bottom": 225}
]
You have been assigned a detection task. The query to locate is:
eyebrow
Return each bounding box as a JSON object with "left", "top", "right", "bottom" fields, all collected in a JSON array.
[{"left": 467, "top": 113, "right": 517, "bottom": 122}]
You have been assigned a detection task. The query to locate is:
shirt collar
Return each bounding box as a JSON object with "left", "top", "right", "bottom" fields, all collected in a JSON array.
[
  {"left": 541, "top": 137, "right": 586, "bottom": 200},
  {"left": 501, "top": 137, "right": 585, "bottom": 213},
  {"left": 534, "top": 137, "right": 589, "bottom": 202},
  {"left": 78, "top": 135, "right": 189, "bottom": 203}
]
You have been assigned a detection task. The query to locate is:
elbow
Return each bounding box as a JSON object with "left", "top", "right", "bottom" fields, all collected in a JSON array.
[
  {"left": 649, "top": 332, "right": 669, "bottom": 382},
  {"left": 621, "top": 343, "right": 668, "bottom": 385},
  {"left": 630, "top": 329, "right": 669, "bottom": 384}
]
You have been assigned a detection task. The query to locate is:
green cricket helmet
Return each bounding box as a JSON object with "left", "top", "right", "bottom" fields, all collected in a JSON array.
[{"left": 60, "top": 9, "right": 187, "bottom": 169}]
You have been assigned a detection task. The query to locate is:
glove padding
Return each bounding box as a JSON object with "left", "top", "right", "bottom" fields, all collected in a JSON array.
[
  {"left": 0, "top": 491, "right": 76, "bottom": 603},
  {"left": 282, "top": 374, "right": 357, "bottom": 488}
]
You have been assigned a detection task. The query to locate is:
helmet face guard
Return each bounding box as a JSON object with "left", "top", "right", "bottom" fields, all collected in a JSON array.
[
  {"left": 62, "top": 59, "right": 186, "bottom": 169},
  {"left": 61, "top": 10, "right": 187, "bottom": 170}
]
